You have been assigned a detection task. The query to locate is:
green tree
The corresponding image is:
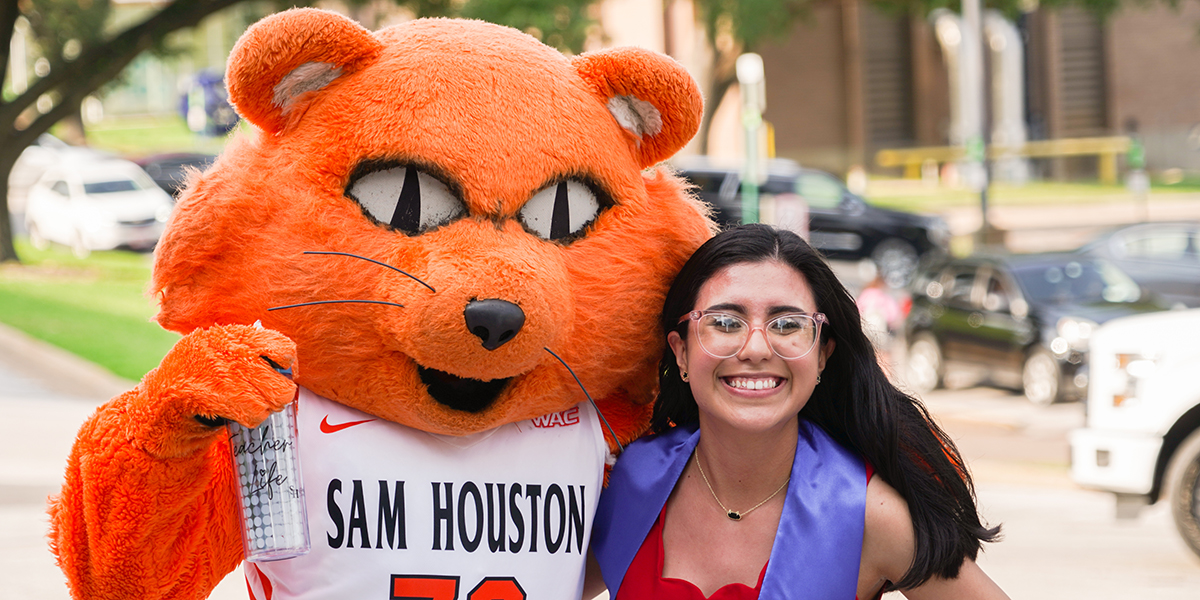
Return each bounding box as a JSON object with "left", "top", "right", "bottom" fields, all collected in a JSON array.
[
  {"left": 463, "top": 0, "right": 596, "bottom": 51},
  {"left": 21, "top": 0, "right": 113, "bottom": 144},
  {"left": 0, "top": 0, "right": 600, "bottom": 264},
  {"left": 691, "top": 0, "right": 809, "bottom": 154},
  {"left": 0, "top": 0, "right": 250, "bottom": 263}
]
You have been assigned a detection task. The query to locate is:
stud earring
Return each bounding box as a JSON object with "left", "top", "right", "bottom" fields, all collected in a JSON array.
[
  {"left": 681, "top": 371, "right": 689, "bottom": 382},
  {"left": 816, "top": 374, "right": 822, "bottom": 384}
]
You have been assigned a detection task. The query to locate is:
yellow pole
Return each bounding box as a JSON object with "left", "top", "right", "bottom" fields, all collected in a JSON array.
[{"left": 1099, "top": 152, "right": 1117, "bottom": 186}]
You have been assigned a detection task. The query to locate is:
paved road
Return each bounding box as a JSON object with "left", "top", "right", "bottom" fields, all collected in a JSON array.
[
  {"left": 3, "top": 321, "right": 1199, "bottom": 599},
  {"left": 915, "top": 386, "right": 1200, "bottom": 598}
]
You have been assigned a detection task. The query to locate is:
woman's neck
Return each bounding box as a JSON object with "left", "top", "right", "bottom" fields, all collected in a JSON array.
[{"left": 693, "top": 415, "right": 799, "bottom": 508}]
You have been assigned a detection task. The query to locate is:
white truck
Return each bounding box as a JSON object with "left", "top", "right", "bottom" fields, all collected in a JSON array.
[{"left": 1070, "top": 308, "right": 1200, "bottom": 558}]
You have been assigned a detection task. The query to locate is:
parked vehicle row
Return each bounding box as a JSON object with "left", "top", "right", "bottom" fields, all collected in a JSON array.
[
  {"left": 24, "top": 157, "right": 175, "bottom": 258},
  {"left": 673, "top": 157, "right": 950, "bottom": 288},
  {"left": 904, "top": 252, "right": 1169, "bottom": 405},
  {"left": 1078, "top": 221, "right": 1200, "bottom": 308},
  {"left": 133, "top": 152, "right": 217, "bottom": 198},
  {"left": 15, "top": 133, "right": 223, "bottom": 258}
]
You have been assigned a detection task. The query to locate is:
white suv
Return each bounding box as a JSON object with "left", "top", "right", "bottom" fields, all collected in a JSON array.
[{"left": 1070, "top": 308, "right": 1200, "bottom": 558}]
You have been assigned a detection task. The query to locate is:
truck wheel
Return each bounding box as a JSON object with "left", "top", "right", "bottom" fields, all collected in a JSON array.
[
  {"left": 71, "top": 231, "right": 90, "bottom": 259},
  {"left": 27, "top": 222, "right": 49, "bottom": 250},
  {"left": 1167, "top": 428, "right": 1200, "bottom": 560},
  {"left": 906, "top": 333, "right": 943, "bottom": 395},
  {"left": 1022, "top": 349, "right": 1060, "bottom": 406},
  {"left": 872, "top": 238, "right": 919, "bottom": 289}
]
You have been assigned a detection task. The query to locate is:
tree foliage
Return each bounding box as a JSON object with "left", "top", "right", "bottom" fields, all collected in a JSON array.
[
  {"left": 690, "top": 0, "right": 812, "bottom": 153},
  {"left": 23, "top": 0, "right": 112, "bottom": 63},
  {"left": 0, "top": 0, "right": 254, "bottom": 263},
  {"left": 463, "top": 0, "right": 596, "bottom": 52}
]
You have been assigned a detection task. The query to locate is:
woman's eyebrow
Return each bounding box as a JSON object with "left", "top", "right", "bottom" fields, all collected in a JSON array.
[
  {"left": 705, "top": 302, "right": 745, "bottom": 313},
  {"left": 705, "top": 303, "right": 811, "bottom": 315},
  {"left": 768, "top": 305, "right": 808, "bottom": 316}
]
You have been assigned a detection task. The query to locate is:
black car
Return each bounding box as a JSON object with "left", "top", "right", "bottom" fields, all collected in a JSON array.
[
  {"left": 904, "top": 253, "right": 1169, "bottom": 405},
  {"left": 1078, "top": 221, "right": 1200, "bottom": 308},
  {"left": 133, "top": 152, "right": 217, "bottom": 198},
  {"left": 674, "top": 158, "right": 949, "bottom": 287}
]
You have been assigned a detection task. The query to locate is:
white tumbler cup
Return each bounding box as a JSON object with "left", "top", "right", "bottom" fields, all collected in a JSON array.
[{"left": 228, "top": 400, "right": 311, "bottom": 562}]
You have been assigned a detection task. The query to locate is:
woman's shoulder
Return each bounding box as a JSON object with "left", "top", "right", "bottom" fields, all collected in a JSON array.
[{"left": 861, "top": 474, "right": 916, "bottom": 584}]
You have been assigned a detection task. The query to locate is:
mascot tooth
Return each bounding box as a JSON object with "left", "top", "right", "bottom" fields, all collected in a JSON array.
[{"left": 49, "top": 8, "right": 710, "bottom": 599}]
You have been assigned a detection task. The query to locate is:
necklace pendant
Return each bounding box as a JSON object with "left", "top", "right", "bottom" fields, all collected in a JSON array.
[{"left": 727, "top": 510, "right": 742, "bottom": 521}]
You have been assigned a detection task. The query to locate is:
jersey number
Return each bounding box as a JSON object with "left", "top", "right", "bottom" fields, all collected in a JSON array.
[{"left": 391, "top": 575, "right": 526, "bottom": 600}]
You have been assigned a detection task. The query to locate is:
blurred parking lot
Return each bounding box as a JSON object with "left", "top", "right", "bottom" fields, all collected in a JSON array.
[
  {"left": 5, "top": 262, "right": 1200, "bottom": 599},
  {"left": 5, "top": 165, "right": 1200, "bottom": 599}
]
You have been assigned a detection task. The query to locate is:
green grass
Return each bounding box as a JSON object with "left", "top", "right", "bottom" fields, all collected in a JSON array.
[
  {"left": 71, "top": 115, "right": 238, "bottom": 158},
  {"left": 0, "top": 239, "right": 178, "bottom": 381},
  {"left": 865, "top": 179, "right": 1200, "bottom": 213}
]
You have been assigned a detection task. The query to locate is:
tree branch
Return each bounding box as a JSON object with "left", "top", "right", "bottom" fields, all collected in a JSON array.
[{"left": 3, "top": 0, "right": 242, "bottom": 132}]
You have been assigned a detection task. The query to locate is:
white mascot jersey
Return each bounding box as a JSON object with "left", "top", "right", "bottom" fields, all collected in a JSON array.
[{"left": 246, "top": 388, "right": 608, "bottom": 600}]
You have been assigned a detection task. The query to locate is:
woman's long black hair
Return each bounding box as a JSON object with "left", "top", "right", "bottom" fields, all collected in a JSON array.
[{"left": 652, "top": 224, "right": 1000, "bottom": 590}]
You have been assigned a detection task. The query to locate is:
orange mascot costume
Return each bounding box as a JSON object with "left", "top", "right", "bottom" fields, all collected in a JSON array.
[{"left": 47, "top": 8, "right": 711, "bottom": 600}]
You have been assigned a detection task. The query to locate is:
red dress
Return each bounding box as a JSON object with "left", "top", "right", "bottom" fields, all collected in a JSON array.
[{"left": 614, "top": 463, "right": 876, "bottom": 600}]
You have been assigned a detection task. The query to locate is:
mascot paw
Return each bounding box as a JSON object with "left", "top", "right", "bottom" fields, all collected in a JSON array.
[{"left": 132, "top": 324, "right": 298, "bottom": 457}]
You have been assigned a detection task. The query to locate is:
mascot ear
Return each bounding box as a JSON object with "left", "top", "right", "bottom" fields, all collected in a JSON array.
[
  {"left": 226, "top": 8, "right": 382, "bottom": 134},
  {"left": 572, "top": 48, "right": 703, "bottom": 169}
]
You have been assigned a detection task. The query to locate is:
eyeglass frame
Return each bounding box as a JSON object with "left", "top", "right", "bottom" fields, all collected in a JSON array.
[{"left": 677, "top": 310, "right": 829, "bottom": 360}]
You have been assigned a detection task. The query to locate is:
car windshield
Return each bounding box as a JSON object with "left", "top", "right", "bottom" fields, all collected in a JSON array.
[
  {"left": 83, "top": 178, "right": 143, "bottom": 194},
  {"left": 1012, "top": 259, "right": 1142, "bottom": 305}
]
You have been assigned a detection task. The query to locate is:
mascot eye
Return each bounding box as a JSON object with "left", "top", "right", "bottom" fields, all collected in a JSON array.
[
  {"left": 519, "top": 180, "right": 602, "bottom": 241},
  {"left": 347, "top": 166, "right": 465, "bottom": 235}
]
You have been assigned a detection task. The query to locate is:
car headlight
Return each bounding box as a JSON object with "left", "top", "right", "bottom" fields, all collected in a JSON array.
[
  {"left": 156, "top": 204, "right": 172, "bottom": 223},
  {"left": 1111, "top": 353, "right": 1157, "bottom": 407},
  {"left": 1054, "top": 316, "right": 1098, "bottom": 353}
]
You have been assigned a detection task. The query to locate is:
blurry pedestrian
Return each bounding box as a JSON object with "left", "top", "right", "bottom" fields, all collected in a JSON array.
[{"left": 856, "top": 262, "right": 904, "bottom": 371}]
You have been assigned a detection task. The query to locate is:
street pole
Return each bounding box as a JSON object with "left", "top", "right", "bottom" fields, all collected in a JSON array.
[
  {"left": 962, "top": 0, "right": 990, "bottom": 241},
  {"left": 737, "top": 53, "right": 765, "bottom": 224}
]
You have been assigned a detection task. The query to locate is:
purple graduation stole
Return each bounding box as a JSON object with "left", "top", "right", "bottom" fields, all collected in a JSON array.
[{"left": 593, "top": 420, "right": 866, "bottom": 599}]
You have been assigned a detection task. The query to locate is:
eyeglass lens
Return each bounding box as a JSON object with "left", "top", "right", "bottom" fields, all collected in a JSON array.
[{"left": 695, "top": 313, "right": 819, "bottom": 359}]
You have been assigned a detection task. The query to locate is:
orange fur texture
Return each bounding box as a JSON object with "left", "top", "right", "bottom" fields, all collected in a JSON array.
[{"left": 49, "top": 8, "right": 711, "bottom": 599}]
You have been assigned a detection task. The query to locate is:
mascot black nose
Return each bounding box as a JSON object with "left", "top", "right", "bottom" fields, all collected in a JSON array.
[{"left": 464, "top": 299, "right": 525, "bottom": 351}]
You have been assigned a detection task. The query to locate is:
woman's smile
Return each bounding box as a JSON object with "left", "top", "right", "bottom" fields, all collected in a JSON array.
[{"left": 721, "top": 375, "right": 784, "bottom": 391}]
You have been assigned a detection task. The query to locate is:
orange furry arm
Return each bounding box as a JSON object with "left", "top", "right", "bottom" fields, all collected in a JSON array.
[{"left": 48, "top": 325, "right": 297, "bottom": 600}]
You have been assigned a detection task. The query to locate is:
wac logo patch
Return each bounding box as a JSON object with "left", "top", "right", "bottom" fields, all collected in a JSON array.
[{"left": 530, "top": 407, "right": 580, "bottom": 429}]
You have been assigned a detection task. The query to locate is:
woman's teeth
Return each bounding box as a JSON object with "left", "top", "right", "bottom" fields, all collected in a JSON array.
[{"left": 726, "top": 377, "right": 780, "bottom": 390}]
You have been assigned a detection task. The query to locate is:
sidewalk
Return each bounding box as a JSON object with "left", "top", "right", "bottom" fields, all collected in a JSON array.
[
  {"left": 0, "top": 322, "right": 126, "bottom": 600},
  {"left": 0, "top": 324, "right": 247, "bottom": 600}
]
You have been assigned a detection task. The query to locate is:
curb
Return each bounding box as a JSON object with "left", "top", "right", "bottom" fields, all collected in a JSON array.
[{"left": 0, "top": 322, "right": 135, "bottom": 403}]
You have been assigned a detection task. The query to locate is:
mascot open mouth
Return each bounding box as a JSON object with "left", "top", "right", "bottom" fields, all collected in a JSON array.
[{"left": 418, "top": 366, "right": 511, "bottom": 413}]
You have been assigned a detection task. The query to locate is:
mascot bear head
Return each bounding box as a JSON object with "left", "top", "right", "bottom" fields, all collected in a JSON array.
[{"left": 150, "top": 9, "right": 712, "bottom": 445}]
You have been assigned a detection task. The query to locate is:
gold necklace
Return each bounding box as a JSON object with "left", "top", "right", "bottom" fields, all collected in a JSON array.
[{"left": 693, "top": 448, "right": 790, "bottom": 521}]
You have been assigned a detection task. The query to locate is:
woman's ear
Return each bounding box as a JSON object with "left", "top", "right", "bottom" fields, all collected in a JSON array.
[
  {"left": 818, "top": 338, "right": 836, "bottom": 372},
  {"left": 668, "top": 331, "right": 688, "bottom": 375}
]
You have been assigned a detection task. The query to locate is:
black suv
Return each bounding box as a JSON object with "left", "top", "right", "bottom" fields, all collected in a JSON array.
[
  {"left": 904, "top": 253, "right": 1168, "bottom": 404},
  {"left": 674, "top": 158, "right": 950, "bottom": 287}
]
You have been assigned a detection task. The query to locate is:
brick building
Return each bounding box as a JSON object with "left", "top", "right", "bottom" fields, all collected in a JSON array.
[{"left": 753, "top": 0, "right": 1200, "bottom": 176}]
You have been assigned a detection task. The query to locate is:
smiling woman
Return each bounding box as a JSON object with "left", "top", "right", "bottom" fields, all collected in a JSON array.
[{"left": 591, "top": 224, "right": 1009, "bottom": 600}]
